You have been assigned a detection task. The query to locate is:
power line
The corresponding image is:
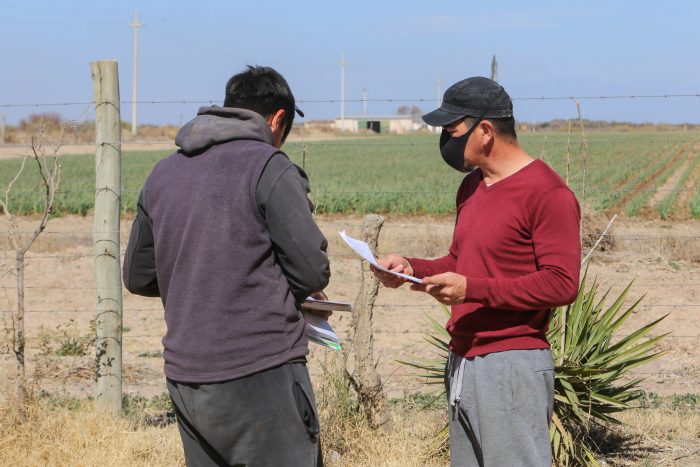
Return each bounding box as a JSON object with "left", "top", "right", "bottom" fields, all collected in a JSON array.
[
  {"left": 1, "top": 139, "right": 700, "bottom": 148},
  {"left": 2, "top": 93, "right": 700, "bottom": 108},
  {"left": 4, "top": 186, "right": 700, "bottom": 195},
  {"left": 6, "top": 228, "right": 700, "bottom": 239}
]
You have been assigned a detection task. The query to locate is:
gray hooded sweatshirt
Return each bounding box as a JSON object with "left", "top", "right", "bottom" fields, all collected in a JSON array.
[{"left": 123, "top": 107, "right": 330, "bottom": 383}]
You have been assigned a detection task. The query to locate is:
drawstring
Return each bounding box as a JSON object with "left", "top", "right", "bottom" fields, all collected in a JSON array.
[
  {"left": 449, "top": 352, "right": 468, "bottom": 419},
  {"left": 447, "top": 353, "right": 485, "bottom": 467}
]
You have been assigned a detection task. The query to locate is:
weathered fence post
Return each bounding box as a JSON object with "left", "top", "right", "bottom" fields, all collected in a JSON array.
[
  {"left": 348, "top": 214, "right": 391, "bottom": 430},
  {"left": 91, "top": 60, "right": 123, "bottom": 412}
]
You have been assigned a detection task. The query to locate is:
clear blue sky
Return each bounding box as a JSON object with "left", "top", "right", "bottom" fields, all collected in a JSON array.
[{"left": 2, "top": 0, "right": 699, "bottom": 126}]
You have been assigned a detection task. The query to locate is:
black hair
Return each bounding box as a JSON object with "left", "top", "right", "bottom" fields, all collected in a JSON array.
[
  {"left": 489, "top": 117, "right": 517, "bottom": 142},
  {"left": 464, "top": 116, "right": 517, "bottom": 143},
  {"left": 224, "top": 66, "right": 296, "bottom": 142}
]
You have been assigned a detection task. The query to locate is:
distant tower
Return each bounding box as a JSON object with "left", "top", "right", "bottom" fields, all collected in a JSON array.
[
  {"left": 491, "top": 55, "right": 499, "bottom": 83},
  {"left": 361, "top": 88, "right": 368, "bottom": 117},
  {"left": 339, "top": 54, "right": 346, "bottom": 131},
  {"left": 131, "top": 9, "right": 143, "bottom": 136}
]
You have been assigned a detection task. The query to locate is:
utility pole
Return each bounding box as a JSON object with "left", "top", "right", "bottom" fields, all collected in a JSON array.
[
  {"left": 361, "top": 88, "right": 368, "bottom": 117},
  {"left": 491, "top": 55, "right": 498, "bottom": 83},
  {"left": 434, "top": 79, "right": 442, "bottom": 132},
  {"left": 130, "top": 10, "right": 143, "bottom": 137},
  {"left": 339, "top": 54, "right": 346, "bottom": 132}
]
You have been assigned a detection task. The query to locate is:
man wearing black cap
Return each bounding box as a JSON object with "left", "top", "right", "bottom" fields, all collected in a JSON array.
[
  {"left": 123, "top": 65, "right": 330, "bottom": 466},
  {"left": 373, "top": 77, "right": 581, "bottom": 466}
]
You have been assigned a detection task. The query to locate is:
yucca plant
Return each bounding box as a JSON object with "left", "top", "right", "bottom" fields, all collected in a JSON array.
[{"left": 402, "top": 274, "right": 667, "bottom": 466}]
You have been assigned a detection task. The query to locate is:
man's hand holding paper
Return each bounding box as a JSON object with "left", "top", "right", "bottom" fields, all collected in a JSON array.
[
  {"left": 372, "top": 255, "right": 414, "bottom": 288},
  {"left": 410, "top": 272, "right": 467, "bottom": 305},
  {"left": 305, "top": 291, "right": 332, "bottom": 320},
  {"left": 338, "top": 231, "right": 421, "bottom": 284}
]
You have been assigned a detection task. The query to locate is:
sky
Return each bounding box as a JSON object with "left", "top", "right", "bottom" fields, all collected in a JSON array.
[{"left": 1, "top": 0, "right": 699, "bottom": 126}]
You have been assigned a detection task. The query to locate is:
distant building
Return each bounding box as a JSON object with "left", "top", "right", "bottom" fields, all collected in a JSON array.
[{"left": 334, "top": 115, "right": 424, "bottom": 134}]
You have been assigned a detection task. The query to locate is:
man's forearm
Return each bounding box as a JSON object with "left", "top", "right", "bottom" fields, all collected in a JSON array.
[
  {"left": 123, "top": 192, "right": 160, "bottom": 297},
  {"left": 406, "top": 254, "right": 457, "bottom": 279},
  {"left": 466, "top": 266, "right": 579, "bottom": 310}
]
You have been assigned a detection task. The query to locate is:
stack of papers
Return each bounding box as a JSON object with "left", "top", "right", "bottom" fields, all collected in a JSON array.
[
  {"left": 303, "top": 310, "right": 342, "bottom": 350},
  {"left": 302, "top": 297, "right": 353, "bottom": 313}
]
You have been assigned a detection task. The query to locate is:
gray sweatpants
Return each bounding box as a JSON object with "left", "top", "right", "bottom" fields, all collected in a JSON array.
[
  {"left": 446, "top": 349, "right": 555, "bottom": 467},
  {"left": 167, "top": 361, "right": 323, "bottom": 467}
]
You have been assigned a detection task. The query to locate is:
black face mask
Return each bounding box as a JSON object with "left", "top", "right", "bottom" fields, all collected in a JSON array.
[{"left": 439, "top": 118, "right": 481, "bottom": 173}]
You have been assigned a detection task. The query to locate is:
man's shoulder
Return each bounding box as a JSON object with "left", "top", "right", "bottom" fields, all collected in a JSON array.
[
  {"left": 217, "top": 138, "right": 279, "bottom": 155},
  {"left": 261, "top": 151, "right": 305, "bottom": 181},
  {"left": 146, "top": 151, "right": 181, "bottom": 183},
  {"left": 526, "top": 161, "right": 580, "bottom": 215},
  {"left": 529, "top": 159, "right": 569, "bottom": 190}
]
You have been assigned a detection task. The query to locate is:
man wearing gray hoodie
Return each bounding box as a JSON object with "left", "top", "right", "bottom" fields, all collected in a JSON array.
[{"left": 123, "top": 66, "right": 330, "bottom": 466}]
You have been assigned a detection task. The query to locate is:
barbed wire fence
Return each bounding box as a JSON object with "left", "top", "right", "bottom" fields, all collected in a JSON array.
[{"left": 1, "top": 89, "right": 699, "bottom": 405}]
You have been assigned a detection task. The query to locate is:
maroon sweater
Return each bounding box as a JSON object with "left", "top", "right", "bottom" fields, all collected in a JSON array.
[{"left": 408, "top": 160, "right": 581, "bottom": 357}]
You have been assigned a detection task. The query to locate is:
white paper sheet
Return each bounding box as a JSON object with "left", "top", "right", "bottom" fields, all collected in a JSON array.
[
  {"left": 302, "top": 310, "right": 341, "bottom": 350},
  {"left": 338, "top": 230, "right": 422, "bottom": 284}
]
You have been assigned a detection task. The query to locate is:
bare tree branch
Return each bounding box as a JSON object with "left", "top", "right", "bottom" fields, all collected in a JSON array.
[
  {"left": 22, "top": 125, "right": 65, "bottom": 256},
  {"left": 1, "top": 124, "right": 63, "bottom": 405},
  {"left": 0, "top": 155, "right": 29, "bottom": 252},
  {"left": 581, "top": 214, "right": 618, "bottom": 266}
]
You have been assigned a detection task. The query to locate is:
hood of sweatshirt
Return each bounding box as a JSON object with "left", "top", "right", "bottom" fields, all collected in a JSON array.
[{"left": 175, "top": 106, "right": 275, "bottom": 154}]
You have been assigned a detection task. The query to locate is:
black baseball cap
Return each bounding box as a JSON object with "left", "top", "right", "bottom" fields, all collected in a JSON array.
[{"left": 422, "top": 76, "right": 513, "bottom": 127}]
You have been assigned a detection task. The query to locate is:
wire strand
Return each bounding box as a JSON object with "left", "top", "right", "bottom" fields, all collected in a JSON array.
[{"left": 2, "top": 93, "right": 700, "bottom": 108}]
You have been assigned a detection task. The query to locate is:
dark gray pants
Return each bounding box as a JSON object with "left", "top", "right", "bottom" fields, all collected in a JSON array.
[
  {"left": 167, "top": 361, "right": 323, "bottom": 467},
  {"left": 446, "top": 349, "right": 555, "bottom": 467}
]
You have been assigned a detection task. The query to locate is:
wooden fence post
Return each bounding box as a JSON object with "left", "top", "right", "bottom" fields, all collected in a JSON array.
[
  {"left": 91, "top": 60, "right": 123, "bottom": 412},
  {"left": 348, "top": 214, "right": 391, "bottom": 430}
]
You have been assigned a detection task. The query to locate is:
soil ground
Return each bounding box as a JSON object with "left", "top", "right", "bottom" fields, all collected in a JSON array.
[
  {"left": 0, "top": 130, "right": 343, "bottom": 160},
  {"left": 0, "top": 214, "right": 698, "bottom": 401}
]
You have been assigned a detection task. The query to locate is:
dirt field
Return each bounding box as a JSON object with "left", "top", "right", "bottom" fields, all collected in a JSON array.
[
  {"left": 0, "top": 130, "right": 344, "bottom": 161},
  {"left": 0, "top": 213, "right": 698, "bottom": 401}
]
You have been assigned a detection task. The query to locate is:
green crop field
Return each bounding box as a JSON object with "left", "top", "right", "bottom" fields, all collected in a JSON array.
[{"left": 1, "top": 131, "right": 699, "bottom": 218}]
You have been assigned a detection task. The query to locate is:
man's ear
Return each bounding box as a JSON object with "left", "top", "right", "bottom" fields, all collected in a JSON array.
[
  {"left": 479, "top": 120, "right": 495, "bottom": 142},
  {"left": 267, "top": 109, "right": 287, "bottom": 133},
  {"left": 266, "top": 109, "right": 287, "bottom": 148}
]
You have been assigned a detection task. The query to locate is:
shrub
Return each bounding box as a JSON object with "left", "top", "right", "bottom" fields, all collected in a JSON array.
[{"left": 403, "top": 275, "right": 666, "bottom": 466}]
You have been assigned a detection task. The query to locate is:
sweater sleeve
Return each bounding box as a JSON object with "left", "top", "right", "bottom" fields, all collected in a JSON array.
[
  {"left": 123, "top": 189, "right": 160, "bottom": 297},
  {"left": 406, "top": 245, "right": 458, "bottom": 278},
  {"left": 256, "top": 153, "right": 330, "bottom": 302},
  {"left": 466, "top": 187, "right": 581, "bottom": 310}
]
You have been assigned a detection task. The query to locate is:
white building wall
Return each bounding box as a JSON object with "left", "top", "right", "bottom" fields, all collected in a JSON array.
[
  {"left": 334, "top": 118, "right": 359, "bottom": 132},
  {"left": 388, "top": 119, "right": 414, "bottom": 134}
]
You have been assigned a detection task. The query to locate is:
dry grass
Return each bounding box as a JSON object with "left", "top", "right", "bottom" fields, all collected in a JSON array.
[
  {"left": 0, "top": 395, "right": 183, "bottom": 466},
  {"left": 321, "top": 407, "right": 447, "bottom": 467},
  {"left": 315, "top": 357, "right": 448, "bottom": 466},
  {"left": 599, "top": 407, "right": 700, "bottom": 466},
  {"left": 0, "top": 358, "right": 449, "bottom": 467},
  {"left": 1, "top": 378, "right": 698, "bottom": 466}
]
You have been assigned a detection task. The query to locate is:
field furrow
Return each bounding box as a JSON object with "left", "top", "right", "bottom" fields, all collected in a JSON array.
[
  {"left": 613, "top": 143, "right": 685, "bottom": 217},
  {"left": 2, "top": 131, "right": 700, "bottom": 220},
  {"left": 655, "top": 150, "right": 700, "bottom": 219}
]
